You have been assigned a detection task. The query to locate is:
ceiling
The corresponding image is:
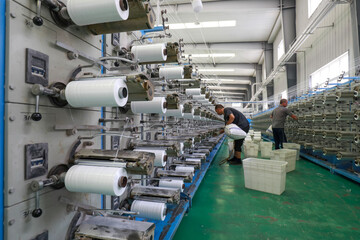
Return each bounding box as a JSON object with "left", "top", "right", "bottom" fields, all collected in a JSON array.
[{"left": 150, "top": 0, "right": 281, "bottom": 102}]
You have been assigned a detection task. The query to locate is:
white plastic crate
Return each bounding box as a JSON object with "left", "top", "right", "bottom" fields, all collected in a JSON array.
[
  {"left": 283, "top": 143, "right": 301, "bottom": 160},
  {"left": 253, "top": 136, "right": 262, "bottom": 142},
  {"left": 227, "top": 138, "right": 234, "bottom": 159},
  {"left": 270, "top": 149, "right": 297, "bottom": 172},
  {"left": 243, "top": 142, "right": 259, "bottom": 158},
  {"left": 260, "top": 141, "right": 273, "bottom": 158},
  {"left": 253, "top": 131, "right": 262, "bottom": 141},
  {"left": 244, "top": 135, "right": 253, "bottom": 142},
  {"left": 243, "top": 158, "right": 287, "bottom": 195}
]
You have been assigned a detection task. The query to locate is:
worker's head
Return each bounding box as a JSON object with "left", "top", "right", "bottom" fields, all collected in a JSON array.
[
  {"left": 215, "top": 104, "right": 225, "bottom": 115},
  {"left": 280, "top": 99, "right": 288, "bottom": 107}
]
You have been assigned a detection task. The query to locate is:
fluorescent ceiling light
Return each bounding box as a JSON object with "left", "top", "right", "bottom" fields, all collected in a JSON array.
[
  {"left": 168, "top": 20, "right": 236, "bottom": 30},
  {"left": 185, "top": 53, "right": 235, "bottom": 58},
  {"left": 198, "top": 69, "right": 235, "bottom": 72},
  {"left": 202, "top": 79, "right": 235, "bottom": 81}
]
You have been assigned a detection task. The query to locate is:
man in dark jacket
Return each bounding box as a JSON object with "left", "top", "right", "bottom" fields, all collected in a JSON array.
[{"left": 215, "top": 104, "right": 250, "bottom": 164}]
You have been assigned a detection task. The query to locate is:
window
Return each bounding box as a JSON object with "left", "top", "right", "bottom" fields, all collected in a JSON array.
[
  {"left": 310, "top": 51, "right": 349, "bottom": 90},
  {"left": 308, "top": 0, "right": 322, "bottom": 18},
  {"left": 277, "top": 39, "right": 285, "bottom": 60}
]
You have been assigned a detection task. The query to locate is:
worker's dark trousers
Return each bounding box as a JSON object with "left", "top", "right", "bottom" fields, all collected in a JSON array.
[{"left": 273, "top": 128, "right": 287, "bottom": 149}]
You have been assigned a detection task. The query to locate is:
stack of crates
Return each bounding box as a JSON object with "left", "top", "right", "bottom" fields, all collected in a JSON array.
[
  {"left": 283, "top": 143, "right": 301, "bottom": 160},
  {"left": 253, "top": 131, "right": 262, "bottom": 143},
  {"left": 260, "top": 141, "right": 273, "bottom": 158},
  {"left": 243, "top": 142, "right": 259, "bottom": 158},
  {"left": 227, "top": 138, "right": 234, "bottom": 159},
  {"left": 270, "top": 149, "right": 297, "bottom": 172},
  {"left": 243, "top": 158, "right": 288, "bottom": 195}
]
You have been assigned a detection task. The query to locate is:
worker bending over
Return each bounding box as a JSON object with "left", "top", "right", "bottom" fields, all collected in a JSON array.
[
  {"left": 215, "top": 104, "right": 249, "bottom": 164},
  {"left": 270, "top": 99, "right": 298, "bottom": 149}
]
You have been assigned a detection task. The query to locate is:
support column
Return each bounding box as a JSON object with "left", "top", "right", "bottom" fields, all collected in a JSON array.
[
  {"left": 264, "top": 43, "right": 274, "bottom": 98},
  {"left": 282, "top": 0, "right": 297, "bottom": 89},
  {"left": 255, "top": 65, "right": 263, "bottom": 111},
  {"left": 255, "top": 64, "right": 262, "bottom": 91},
  {"left": 247, "top": 77, "right": 255, "bottom": 101}
]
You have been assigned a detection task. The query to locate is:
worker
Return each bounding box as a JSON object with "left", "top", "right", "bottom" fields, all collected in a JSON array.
[
  {"left": 215, "top": 104, "right": 249, "bottom": 164},
  {"left": 270, "top": 99, "right": 298, "bottom": 149}
]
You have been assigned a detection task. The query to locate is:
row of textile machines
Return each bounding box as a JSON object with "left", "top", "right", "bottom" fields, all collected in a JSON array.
[
  {"left": 3, "top": 0, "right": 227, "bottom": 239},
  {"left": 251, "top": 77, "right": 360, "bottom": 183}
]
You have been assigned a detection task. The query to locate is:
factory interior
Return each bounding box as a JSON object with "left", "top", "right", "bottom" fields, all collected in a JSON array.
[{"left": 1, "top": 0, "right": 360, "bottom": 239}]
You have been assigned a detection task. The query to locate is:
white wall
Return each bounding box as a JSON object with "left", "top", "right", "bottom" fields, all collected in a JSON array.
[{"left": 296, "top": 0, "right": 355, "bottom": 94}]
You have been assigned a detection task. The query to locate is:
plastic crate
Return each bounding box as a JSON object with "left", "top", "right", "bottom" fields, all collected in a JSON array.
[
  {"left": 244, "top": 135, "right": 253, "bottom": 142},
  {"left": 227, "top": 138, "right": 234, "bottom": 159},
  {"left": 260, "top": 141, "right": 273, "bottom": 158},
  {"left": 243, "top": 142, "right": 259, "bottom": 158},
  {"left": 243, "top": 158, "right": 287, "bottom": 195},
  {"left": 283, "top": 143, "right": 301, "bottom": 160},
  {"left": 270, "top": 149, "right": 297, "bottom": 172}
]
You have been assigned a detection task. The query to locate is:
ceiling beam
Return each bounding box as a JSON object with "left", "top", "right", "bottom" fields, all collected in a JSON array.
[
  {"left": 197, "top": 63, "right": 256, "bottom": 70},
  {"left": 202, "top": 76, "right": 254, "bottom": 81},
  {"left": 207, "top": 86, "right": 248, "bottom": 91},
  {"left": 203, "top": 80, "right": 251, "bottom": 85},
  {"left": 184, "top": 42, "right": 266, "bottom": 50},
  {"left": 152, "top": 0, "right": 280, "bottom": 10},
  {"left": 212, "top": 93, "right": 246, "bottom": 96},
  {"left": 217, "top": 98, "right": 244, "bottom": 100}
]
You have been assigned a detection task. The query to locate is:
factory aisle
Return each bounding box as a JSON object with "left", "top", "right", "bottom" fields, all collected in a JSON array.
[{"left": 173, "top": 141, "right": 360, "bottom": 240}]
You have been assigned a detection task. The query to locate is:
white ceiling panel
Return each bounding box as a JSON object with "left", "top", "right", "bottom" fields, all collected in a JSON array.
[
  {"left": 186, "top": 49, "right": 263, "bottom": 64},
  {"left": 146, "top": 0, "right": 280, "bottom": 98},
  {"left": 200, "top": 69, "right": 255, "bottom": 77}
]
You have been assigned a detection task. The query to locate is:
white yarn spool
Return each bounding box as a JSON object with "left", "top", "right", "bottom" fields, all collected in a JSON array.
[
  {"left": 65, "top": 78, "right": 128, "bottom": 107},
  {"left": 186, "top": 158, "right": 201, "bottom": 163},
  {"left": 199, "top": 100, "right": 210, "bottom": 105},
  {"left": 131, "top": 43, "right": 167, "bottom": 63},
  {"left": 159, "top": 179, "right": 185, "bottom": 192},
  {"left": 65, "top": 165, "right": 128, "bottom": 196},
  {"left": 192, "top": 0, "right": 203, "bottom": 13},
  {"left": 193, "top": 95, "right": 207, "bottom": 101},
  {"left": 67, "top": 0, "right": 129, "bottom": 26},
  {"left": 183, "top": 108, "right": 195, "bottom": 119},
  {"left": 163, "top": 104, "right": 184, "bottom": 117},
  {"left": 131, "top": 200, "right": 167, "bottom": 221},
  {"left": 185, "top": 88, "right": 202, "bottom": 96},
  {"left": 131, "top": 97, "right": 167, "bottom": 114},
  {"left": 159, "top": 67, "right": 184, "bottom": 80},
  {"left": 134, "top": 148, "right": 167, "bottom": 167},
  {"left": 175, "top": 166, "right": 195, "bottom": 173},
  {"left": 179, "top": 142, "right": 184, "bottom": 154}
]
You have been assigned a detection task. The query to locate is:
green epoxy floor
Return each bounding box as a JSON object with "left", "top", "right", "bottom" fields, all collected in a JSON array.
[{"left": 173, "top": 141, "right": 360, "bottom": 240}]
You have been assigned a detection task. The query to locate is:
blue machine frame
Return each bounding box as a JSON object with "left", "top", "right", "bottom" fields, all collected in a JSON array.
[
  {"left": 132, "top": 136, "right": 226, "bottom": 240},
  {"left": 262, "top": 134, "right": 360, "bottom": 184}
]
